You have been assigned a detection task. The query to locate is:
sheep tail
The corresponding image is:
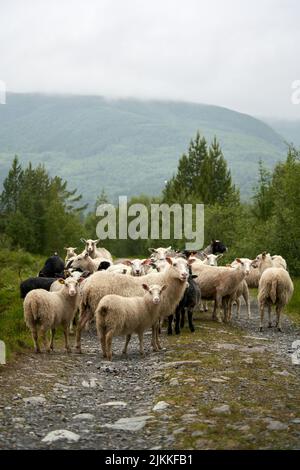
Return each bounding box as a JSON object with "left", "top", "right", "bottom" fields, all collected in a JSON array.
[
  {"left": 270, "top": 279, "right": 277, "bottom": 303},
  {"left": 99, "top": 305, "right": 108, "bottom": 317}
]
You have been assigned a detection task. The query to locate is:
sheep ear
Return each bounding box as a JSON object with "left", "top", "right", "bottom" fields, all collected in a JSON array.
[
  {"left": 142, "top": 283, "right": 149, "bottom": 291},
  {"left": 165, "top": 257, "right": 173, "bottom": 265},
  {"left": 84, "top": 252, "right": 89, "bottom": 258},
  {"left": 262, "top": 251, "right": 267, "bottom": 258},
  {"left": 192, "top": 274, "right": 198, "bottom": 279},
  {"left": 188, "top": 258, "right": 196, "bottom": 265},
  {"left": 93, "top": 239, "right": 100, "bottom": 244},
  {"left": 80, "top": 238, "right": 86, "bottom": 244},
  {"left": 58, "top": 278, "right": 65, "bottom": 284},
  {"left": 161, "top": 284, "right": 168, "bottom": 291},
  {"left": 235, "top": 258, "right": 242, "bottom": 264},
  {"left": 148, "top": 248, "right": 157, "bottom": 253},
  {"left": 142, "top": 258, "right": 152, "bottom": 265},
  {"left": 166, "top": 246, "right": 172, "bottom": 251},
  {"left": 122, "top": 260, "right": 133, "bottom": 266},
  {"left": 217, "top": 254, "right": 223, "bottom": 259},
  {"left": 78, "top": 277, "right": 85, "bottom": 283}
]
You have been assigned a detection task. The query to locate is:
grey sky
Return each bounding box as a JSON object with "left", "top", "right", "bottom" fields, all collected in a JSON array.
[{"left": 0, "top": 0, "right": 300, "bottom": 118}]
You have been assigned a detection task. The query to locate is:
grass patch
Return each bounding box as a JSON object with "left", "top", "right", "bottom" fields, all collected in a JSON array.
[
  {"left": 0, "top": 249, "right": 45, "bottom": 358},
  {"left": 286, "top": 278, "right": 300, "bottom": 324}
]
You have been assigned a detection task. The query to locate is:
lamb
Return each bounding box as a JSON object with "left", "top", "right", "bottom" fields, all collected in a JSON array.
[
  {"left": 252, "top": 253, "right": 293, "bottom": 331},
  {"left": 148, "top": 246, "right": 172, "bottom": 261},
  {"left": 96, "top": 284, "right": 167, "bottom": 361},
  {"left": 192, "top": 259, "right": 250, "bottom": 322},
  {"left": 23, "top": 277, "right": 82, "bottom": 353},
  {"left": 80, "top": 238, "right": 113, "bottom": 263},
  {"left": 75, "top": 256, "right": 191, "bottom": 353},
  {"left": 167, "top": 266, "right": 201, "bottom": 335},
  {"left": 64, "top": 246, "right": 77, "bottom": 264},
  {"left": 228, "top": 279, "right": 251, "bottom": 320},
  {"left": 20, "top": 277, "right": 57, "bottom": 299},
  {"left": 123, "top": 259, "right": 152, "bottom": 276},
  {"left": 66, "top": 252, "right": 112, "bottom": 274}
]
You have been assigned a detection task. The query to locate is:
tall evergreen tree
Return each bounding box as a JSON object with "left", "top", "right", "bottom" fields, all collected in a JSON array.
[{"left": 163, "top": 132, "right": 238, "bottom": 205}]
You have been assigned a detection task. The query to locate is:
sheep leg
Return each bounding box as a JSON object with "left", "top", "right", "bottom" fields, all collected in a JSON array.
[
  {"left": 50, "top": 328, "right": 55, "bottom": 351},
  {"left": 63, "top": 326, "right": 71, "bottom": 353},
  {"left": 40, "top": 328, "right": 50, "bottom": 353},
  {"left": 75, "top": 314, "right": 90, "bottom": 353},
  {"left": 222, "top": 297, "right": 228, "bottom": 323},
  {"left": 187, "top": 309, "right": 195, "bottom": 332},
  {"left": 180, "top": 308, "right": 185, "bottom": 329},
  {"left": 167, "top": 314, "right": 173, "bottom": 335},
  {"left": 156, "top": 323, "right": 162, "bottom": 349},
  {"left": 268, "top": 304, "right": 272, "bottom": 328},
  {"left": 175, "top": 306, "right": 181, "bottom": 335},
  {"left": 122, "top": 334, "right": 131, "bottom": 356},
  {"left": 151, "top": 324, "right": 159, "bottom": 352},
  {"left": 259, "top": 302, "right": 265, "bottom": 331},
  {"left": 32, "top": 327, "right": 41, "bottom": 353},
  {"left": 215, "top": 295, "right": 223, "bottom": 322},
  {"left": 275, "top": 305, "right": 283, "bottom": 332},
  {"left": 138, "top": 332, "right": 145, "bottom": 357},
  {"left": 106, "top": 330, "right": 114, "bottom": 361},
  {"left": 243, "top": 290, "right": 251, "bottom": 319},
  {"left": 99, "top": 327, "right": 107, "bottom": 358},
  {"left": 236, "top": 298, "right": 241, "bottom": 320},
  {"left": 228, "top": 299, "right": 233, "bottom": 321}
]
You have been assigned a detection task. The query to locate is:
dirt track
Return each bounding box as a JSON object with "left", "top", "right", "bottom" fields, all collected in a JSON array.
[{"left": 0, "top": 298, "right": 300, "bottom": 450}]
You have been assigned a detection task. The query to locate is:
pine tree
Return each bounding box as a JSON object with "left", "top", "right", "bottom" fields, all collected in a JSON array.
[{"left": 163, "top": 132, "right": 238, "bottom": 205}]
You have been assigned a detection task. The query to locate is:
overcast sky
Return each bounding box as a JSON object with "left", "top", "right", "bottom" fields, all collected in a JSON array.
[{"left": 0, "top": 0, "right": 300, "bottom": 118}]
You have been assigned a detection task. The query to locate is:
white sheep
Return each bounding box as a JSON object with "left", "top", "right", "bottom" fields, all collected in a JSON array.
[
  {"left": 107, "top": 259, "right": 152, "bottom": 276},
  {"left": 76, "top": 256, "right": 191, "bottom": 353},
  {"left": 148, "top": 246, "right": 172, "bottom": 261},
  {"left": 192, "top": 258, "right": 250, "bottom": 322},
  {"left": 67, "top": 252, "right": 112, "bottom": 274},
  {"left": 24, "top": 277, "right": 82, "bottom": 353},
  {"left": 80, "top": 238, "right": 113, "bottom": 263},
  {"left": 96, "top": 284, "right": 167, "bottom": 360},
  {"left": 271, "top": 255, "right": 287, "bottom": 270},
  {"left": 252, "top": 253, "right": 293, "bottom": 331},
  {"left": 64, "top": 246, "right": 77, "bottom": 264}
]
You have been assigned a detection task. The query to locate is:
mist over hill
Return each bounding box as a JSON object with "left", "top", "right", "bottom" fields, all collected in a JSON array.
[{"left": 0, "top": 93, "right": 287, "bottom": 206}]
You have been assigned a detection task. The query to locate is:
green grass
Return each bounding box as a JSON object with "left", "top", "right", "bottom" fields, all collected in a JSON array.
[
  {"left": 286, "top": 277, "right": 300, "bottom": 324},
  {"left": 0, "top": 249, "right": 44, "bottom": 358}
]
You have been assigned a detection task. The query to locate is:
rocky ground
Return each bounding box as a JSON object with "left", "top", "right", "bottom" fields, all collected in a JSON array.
[{"left": 0, "top": 297, "right": 300, "bottom": 450}]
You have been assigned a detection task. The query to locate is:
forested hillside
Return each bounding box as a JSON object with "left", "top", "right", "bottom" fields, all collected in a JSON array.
[{"left": 0, "top": 93, "right": 286, "bottom": 204}]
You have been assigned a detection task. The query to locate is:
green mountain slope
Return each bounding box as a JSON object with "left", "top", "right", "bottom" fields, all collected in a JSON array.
[
  {"left": 0, "top": 93, "right": 286, "bottom": 204},
  {"left": 263, "top": 118, "right": 300, "bottom": 147}
]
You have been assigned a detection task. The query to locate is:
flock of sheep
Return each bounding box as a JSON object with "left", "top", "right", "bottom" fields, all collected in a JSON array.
[{"left": 21, "top": 238, "right": 294, "bottom": 360}]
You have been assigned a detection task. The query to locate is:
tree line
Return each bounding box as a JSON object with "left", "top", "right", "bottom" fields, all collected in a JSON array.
[{"left": 1, "top": 133, "right": 299, "bottom": 275}]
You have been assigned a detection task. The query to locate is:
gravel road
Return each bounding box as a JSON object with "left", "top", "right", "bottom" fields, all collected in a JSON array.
[{"left": 0, "top": 297, "right": 299, "bottom": 450}]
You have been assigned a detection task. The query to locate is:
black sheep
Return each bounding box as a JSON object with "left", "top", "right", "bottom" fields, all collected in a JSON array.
[
  {"left": 38, "top": 253, "right": 65, "bottom": 278},
  {"left": 167, "top": 266, "right": 201, "bottom": 335},
  {"left": 20, "top": 277, "right": 57, "bottom": 299}
]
